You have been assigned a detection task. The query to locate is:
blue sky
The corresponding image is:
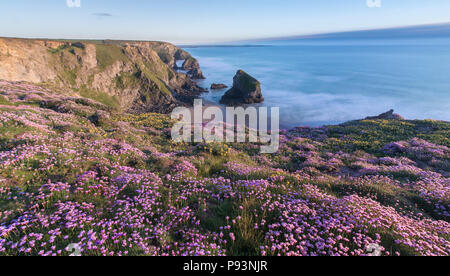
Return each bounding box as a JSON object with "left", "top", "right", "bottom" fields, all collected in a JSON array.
[{"left": 0, "top": 0, "right": 449, "bottom": 43}]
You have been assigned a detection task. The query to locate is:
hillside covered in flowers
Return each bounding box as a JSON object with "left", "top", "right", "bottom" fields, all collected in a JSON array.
[{"left": 0, "top": 80, "right": 449, "bottom": 256}]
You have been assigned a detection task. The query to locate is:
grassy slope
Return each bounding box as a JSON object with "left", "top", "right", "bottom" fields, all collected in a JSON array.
[
  {"left": 44, "top": 40, "right": 177, "bottom": 111},
  {"left": 95, "top": 44, "right": 130, "bottom": 70},
  {"left": 0, "top": 82, "right": 449, "bottom": 256}
]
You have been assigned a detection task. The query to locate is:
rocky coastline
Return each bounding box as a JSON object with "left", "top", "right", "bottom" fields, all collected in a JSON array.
[
  {"left": 0, "top": 38, "right": 207, "bottom": 114},
  {"left": 0, "top": 38, "right": 273, "bottom": 114}
]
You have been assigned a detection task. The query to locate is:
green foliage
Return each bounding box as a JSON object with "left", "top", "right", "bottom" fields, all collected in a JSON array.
[
  {"left": 95, "top": 44, "right": 129, "bottom": 70},
  {"left": 138, "top": 65, "right": 172, "bottom": 96},
  {"left": 60, "top": 69, "right": 77, "bottom": 86},
  {"left": 0, "top": 125, "right": 34, "bottom": 151},
  {"left": 195, "top": 155, "right": 228, "bottom": 177},
  {"left": 199, "top": 143, "right": 232, "bottom": 157},
  {"left": 200, "top": 200, "right": 235, "bottom": 231},
  {"left": 78, "top": 86, "right": 120, "bottom": 111},
  {"left": 372, "top": 230, "right": 420, "bottom": 256},
  {"left": 0, "top": 95, "right": 11, "bottom": 105},
  {"left": 324, "top": 119, "right": 450, "bottom": 152},
  {"left": 114, "top": 72, "right": 140, "bottom": 89},
  {"left": 47, "top": 44, "right": 70, "bottom": 54},
  {"left": 118, "top": 113, "right": 174, "bottom": 130}
]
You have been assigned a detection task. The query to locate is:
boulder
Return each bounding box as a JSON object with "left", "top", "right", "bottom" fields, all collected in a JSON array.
[
  {"left": 220, "top": 70, "right": 264, "bottom": 105},
  {"left": 210, "top": 83, "right": 228, "bottom": 90}
]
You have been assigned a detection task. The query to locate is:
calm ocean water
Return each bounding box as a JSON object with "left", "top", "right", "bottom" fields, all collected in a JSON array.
[{"left": 183, "top": 36, "right": 450, "bottom": 129}]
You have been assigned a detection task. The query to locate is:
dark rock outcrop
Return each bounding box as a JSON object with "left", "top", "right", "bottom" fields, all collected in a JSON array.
[
  {"left": 210, "top": 83, "right": 228, "bottom": 90},
  {"left": 188, "top": 69, "right": 205, "bottom": 80},
  {"left": 174, "top": 49, "right": 190, "bottom": 61},
  {"left": 220, "top": 70, "right": 264, "bottom": 105},
  {"left": 172, "top": 73, "right": 208, "bottom": 97},
  {"left": 365, "top": 109, "right": 405, "bottom": 120},
  {"left": 182, "top": 57, "right": 205, "bottom": 79}
]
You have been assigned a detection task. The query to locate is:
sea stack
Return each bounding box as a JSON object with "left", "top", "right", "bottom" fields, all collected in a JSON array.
[{"left": 220, "top": 70, "right": 264, "bottom": 105}]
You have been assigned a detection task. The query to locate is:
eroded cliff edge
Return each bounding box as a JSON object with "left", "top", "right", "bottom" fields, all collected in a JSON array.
[{"left": 0, "top": 38, "right": 206, "bottom": 113}]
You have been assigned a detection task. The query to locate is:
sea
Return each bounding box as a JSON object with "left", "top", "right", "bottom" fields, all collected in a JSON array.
[{"left": 182, "top": 27, "right": 450, "bottom": 129}]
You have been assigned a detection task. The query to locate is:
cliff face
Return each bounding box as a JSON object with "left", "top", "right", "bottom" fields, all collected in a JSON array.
[
  {"left": 0, "top": 38, "right": 205, "bottom": 113},
  {"left": 181, "top": 56, "right": 205, "bottom": 79}
]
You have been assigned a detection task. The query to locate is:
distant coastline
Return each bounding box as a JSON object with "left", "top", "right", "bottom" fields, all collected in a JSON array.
[
  {"left": 242, "top": 22, "right": 450, "bottom": 43},
  {"left": 179, "top": 45, "right": 271, "bottom": 49}
]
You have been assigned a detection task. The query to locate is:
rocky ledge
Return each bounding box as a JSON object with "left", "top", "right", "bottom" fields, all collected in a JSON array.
[
  {"left": 220, "top": 70, "right": 264, "bottom": 105},
  {"left": 365, "top": 109, "right": 405, "bottom": 120},
  {"left": 210, "top": 83, "right": 228, "bottom": 90}
]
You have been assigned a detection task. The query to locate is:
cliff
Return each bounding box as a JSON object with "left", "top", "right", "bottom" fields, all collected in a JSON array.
[{"left": 0, "top": 38, "right": 205, "bottom": 113}]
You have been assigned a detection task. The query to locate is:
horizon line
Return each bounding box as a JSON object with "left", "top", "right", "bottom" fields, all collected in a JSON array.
[
  {"left": 1, "top": 21, "right": 449, "bottom": 46},
  {"left": 226, "top": 21, "right": 450, "bottom": 44}
]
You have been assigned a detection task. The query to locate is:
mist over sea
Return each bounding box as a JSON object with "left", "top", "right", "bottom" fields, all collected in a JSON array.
[{"left": 183, "top": 27, "right": 450, "bottom": 129}]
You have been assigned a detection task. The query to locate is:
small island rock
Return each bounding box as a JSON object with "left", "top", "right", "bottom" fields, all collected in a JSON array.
[
  {"left": 220, "top": 70, "right": 264, "bottom": 105},
  {"left": 210, "top": 83, "right": 228, "bottom": 90}
]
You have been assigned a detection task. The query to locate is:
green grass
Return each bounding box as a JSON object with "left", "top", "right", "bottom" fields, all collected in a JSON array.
[
  {"left": 140, "top": 69, "right": 172, "bottom": 96},
  {"left": 60, "top": 69, "right": 77, "bottom": 86},
  {"left": 0, "top": 125, "right": 35, "bottom": 151},
  {"left": 0, "top": 95, "right": 11, "bottom": 105},
  {"left": 78, "top": 87, "right": 120, "bottom": 111},
  {"left": 119, "top": 112, "right": 175, "bottom": 130},
  {"left": 323, "top": 119, "right": 450, "bottom": 153},
  {"left": 95, "top": 44, "right": 129, "bottom": 70},
  {"left": 47, "top": 44, "right": 70, "bottom": 54},
  {"left": 114, "top": 72, "right": 140, "bottom": 90}
]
